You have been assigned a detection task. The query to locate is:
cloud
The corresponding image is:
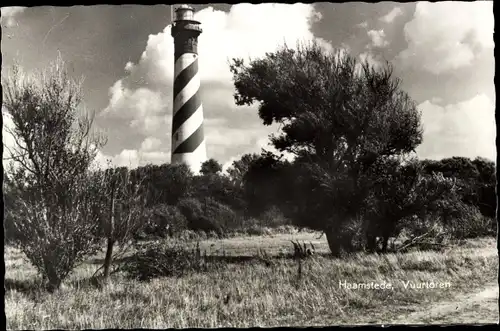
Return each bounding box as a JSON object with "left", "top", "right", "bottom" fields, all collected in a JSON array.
[
  {"left": 1, "top": 7, "right": 25, "bottom": 27},
  {"left": 380, "top": 7, "right": 403, "bottom": 23},
  {"left": 396, "top": 1, "right": 493, "bottom": 75},
  {"left": 357, "top": 21, "right": 368, "bottom": 29},
  {"left": 367, "top": 29, "right": 388, "bottom": 48},
  {"left": 416, "top": 94, "right": 496, "bottom": 161},
  {"left": 98, "top": 4, "right": 331, "bottom": 167},
  {"left": 358, "top": 52, "right": 382, "bottom": 69},
  {"left": 94, "top": 147, "right": 171, "bottom": 169},
  {"left": 141, "top": 137, "right": 162, "bottom": 152}
]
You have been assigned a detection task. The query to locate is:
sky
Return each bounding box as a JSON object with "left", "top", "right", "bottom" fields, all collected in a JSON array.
[{"left": 1, "top": 2, "right": 496, "bottom": 171}]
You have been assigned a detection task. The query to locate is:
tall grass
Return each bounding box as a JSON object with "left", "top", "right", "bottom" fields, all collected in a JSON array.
[{"left": 5, "top": 237, "right": 497, "bottom": 328}]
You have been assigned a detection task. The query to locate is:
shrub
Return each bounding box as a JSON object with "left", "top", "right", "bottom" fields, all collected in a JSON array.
[
  {"left": 120, "top": 241, "right": 211, "bottom": 281},
  {"left": 337, "top": 217, "right": 366, "bottom": 253},
  {"left": 3, "top": 57, "right": 105, "bottom": 291},
  {"left": 274, "top": 225, "right": 301, "bottom": 235},
  {"left": 177, "top": 229, "right": 202, "bottom": 241},
  {"left": 259, "top": 206, "right": 292, "bottom": 228},
  {"left": 245, "top": 224, "right": 267, "bottom": 236},
  {"left": 142, "top": 204, "right": 188, "bottom": 238},
  {"left": 177, "top": 197, "right": 241, "bottom": 236},
  {"left": 6, "top": 171, "right": 103, "bottom": 291},
  {"left": 401, "top": 214, "right": 445, "bottom": 238},
  {"left": 204, "top": 197, "right": 241, "bottom": 231},
  {"left": 444, "top": 204, "right": 496, "bottom": 239}
]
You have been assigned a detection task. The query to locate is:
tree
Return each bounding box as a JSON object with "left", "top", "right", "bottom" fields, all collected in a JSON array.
[
  {"left": 363, "top": 158, "right": 459, "bottom": 252},
  {"left": 242, "top": 151, "right": 291, "bottom": 217},
  {"left": 192, "top": 172, "right": 244, "bottom": 212},
  {"left": 2, "top": 56, "right": 107, "bottom": 291},
  {"left": 230, "top": 41, "right": 423, "bottom": 255},
  {"left": 421, "top": 156, "right": 479, "bottom": 179},
  {"left": 421, "top": 156, "right": 496, "bottom": 219},
  {"left": 140, "top": 203, "right": 188, "bottom": 238},
  {"left": 93, "top": 165, "right": 148, "bottom": 281},
  {"left": 471, "top": 157, "right": 496, "bottom": 219},
  {"left": 130, "top": 163, "right": 193, "bottom": 206},
  {"left": 200, "top": 158, "right": 222, "bottom": 176},
  {"left": 177, "top": 197, "right": 226, "bottom": 236},
  {"left": 226, "top": 153, "right": 260, "bottom": 187}
]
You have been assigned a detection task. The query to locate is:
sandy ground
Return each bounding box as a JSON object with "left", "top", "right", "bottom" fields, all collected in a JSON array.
[
  {"left": 388, "top": 282, "right": 499, "bottom": 325},
  {"left": 388, "top": 247, "right": 499, "bottom": 325}
]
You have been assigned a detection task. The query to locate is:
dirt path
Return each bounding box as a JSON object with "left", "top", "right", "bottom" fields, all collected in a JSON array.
[{"left": 390, "top": 281, "right": 499, "bottom": 324}]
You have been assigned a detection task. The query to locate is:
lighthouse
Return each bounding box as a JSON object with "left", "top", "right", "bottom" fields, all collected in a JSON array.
[{"left": 170, "top": 4, "right": 207, "bottom": 174}]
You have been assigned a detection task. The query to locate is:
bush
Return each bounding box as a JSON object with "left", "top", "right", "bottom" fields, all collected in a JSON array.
[
  {"left": 141, "top": 204, "right": 188, "bottom": 238},
  {"left": 120, "top": 241, "right": 211, "bottom": 281},
  {"left": 338, "top": 217, "right": 366, "bottom": 253},
  {"left": 204, "top": 197, "right": 242, "bottom": 231},
  {"left": 401, "top": 214, "right": 446, "bottom": 239},
  {"left": 245, "top": 224, "right": 267, "bottom": 236},
  {"left": 177, "top": 197, "right": 241, "bottom": 236},
  {"left": 3, "top": 57, "right": 106, "bottom": 291},
  {"left": 176, "top": 229, "right": 202, "bottom": 241},
  {"left": 274, "top": 225, "right": 301, "bottom": 235},
  {"left": 258, "top": 206, "right": 292, "bottom": 228},
  {"left": 6, "top": 172, "right": 103, "bottom": 291},
  {"left": 444, "top": 204, "right": 496, "bottom": 239}
]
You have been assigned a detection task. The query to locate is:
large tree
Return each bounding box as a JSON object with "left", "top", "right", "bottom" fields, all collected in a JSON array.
[
  {"left": 230, "top": 41, "right": 423, "bottom": 255},
  {"left": 3, "top": 56, "right": 106, "bottom": 290}
]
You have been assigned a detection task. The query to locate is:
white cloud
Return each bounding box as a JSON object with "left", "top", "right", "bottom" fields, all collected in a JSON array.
[
  {"left": 102, "top": 81, "right": 168, "bottom": 136},
  {"left": 380, "top": 7, "right": 403, "bottom": 23},
  {"left": 397, "top": 1, "right": 493, "bottom": 75},
  {"left": 141, "top": 137, "right": 162, "bottom": 152},
  {"left": 417, "top": 94, "right": 496, "bottom": 161},
  {"left": 367, "top": 29, "right": 388, "bottom": 48},
  {"left": 91, "top": 150, "right": 112, "bottom": 169},
  {"left": 99, "top": 4, "right": 331, "bottom": 166},
  {"left": 358, "top": 52, "right": 382, "bottom": 69},
  {"left": 113, "top": 149, "right": 140, "bottom": 168},
  {"left": 1, "top": 7, "right": 25, "bottom": 27},
  {"left": 357, "top": 21, "right": 368, "bottom": 29},
  {"left": 94, "top": 145, "right": 170, "bottom": 170},
  {"left": 124, "top": 61, "right": 134, "bottom": 72}
]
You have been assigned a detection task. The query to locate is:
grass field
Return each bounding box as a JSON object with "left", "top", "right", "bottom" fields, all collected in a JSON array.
[{"left": 4, "top": 233, "right": 498, "bottom": 329}]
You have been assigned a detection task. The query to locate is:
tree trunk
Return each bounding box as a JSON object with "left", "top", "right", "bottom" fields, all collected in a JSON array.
[
  {"left": 365, "top": 233, "right": 377, "bottom": 252},
  {"left": 103, "top": 181, "right": 116, "bottom": 281},
  {"left": 363, "top": 217, "right": 379, "bottom": 253},
  {"left": 103, "top": 237, "right": 115, "bottom": 279},
  {"left": 381, "top": 236, "right": 389, "bottom": 253},
  {"left": 46, "top": 278, "right": 62, "bottom": 293},
  {"left": 45, "top": 263, "right": 62, "bottom": 292},
  {"left": 325, "top": 228, "right": 342, "bottom": 257}
]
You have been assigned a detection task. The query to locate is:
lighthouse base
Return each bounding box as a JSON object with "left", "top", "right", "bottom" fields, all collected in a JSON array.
[{"left": 171, "top": 140, "right": 207, "bottom": 175}]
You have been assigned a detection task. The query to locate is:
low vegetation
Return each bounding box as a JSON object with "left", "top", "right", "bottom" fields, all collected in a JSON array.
[{"left": 5, "top": 237, "right": 498, "bottom": 328}]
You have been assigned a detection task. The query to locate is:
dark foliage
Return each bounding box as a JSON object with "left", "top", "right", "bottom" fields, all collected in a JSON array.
[
  {"left": 120, "top": 241, "right": 210, "bottom": 281},
  {"left": 200, "top": 158, "right": 223, "bottom": 176},
  {"left": 140, "top": 204, "right": 188, "bottom": 238},
  {"left": 230, "top": 41, "right": 424, "bottom": 255}
]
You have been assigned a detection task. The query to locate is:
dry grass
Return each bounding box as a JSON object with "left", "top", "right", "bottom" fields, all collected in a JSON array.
[{"left": 4, "top": 236, "right": 498, "bottom": 329}]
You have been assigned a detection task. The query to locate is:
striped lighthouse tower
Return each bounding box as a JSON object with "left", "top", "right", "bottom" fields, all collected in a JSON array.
[{"left": 170, "top": 4, "right": 207, "bottom": 174}]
